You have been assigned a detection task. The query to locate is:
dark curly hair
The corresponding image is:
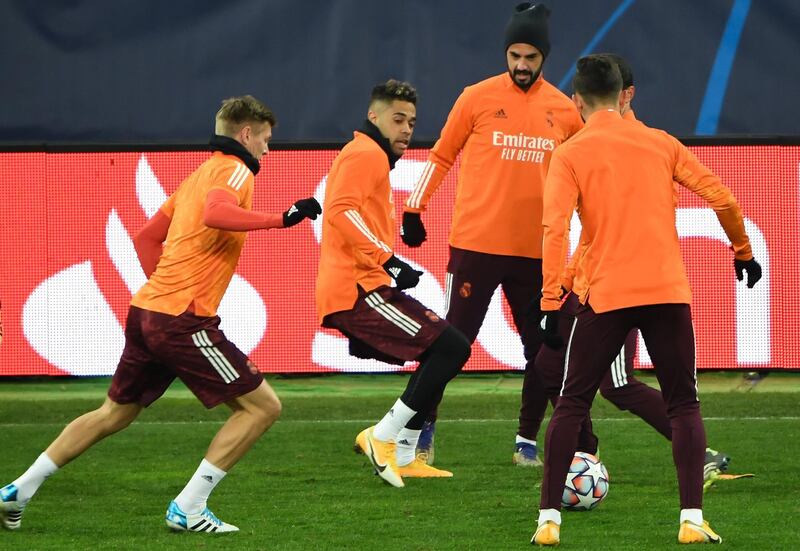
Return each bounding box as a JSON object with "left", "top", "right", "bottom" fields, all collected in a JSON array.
[{"left": 370, "top": 79, "right": 417, "bottom": 105}]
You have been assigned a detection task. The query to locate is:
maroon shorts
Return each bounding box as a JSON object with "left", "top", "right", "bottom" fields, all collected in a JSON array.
[
  {"left": 108, "top": 306, "right": 263, "bottom": 408},
  {"left": 322, "top": 285, "right": 449, "bottom": 365}
]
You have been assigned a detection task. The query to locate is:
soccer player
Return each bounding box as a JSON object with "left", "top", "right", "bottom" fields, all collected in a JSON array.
[
  {"left": 534, "top": 53, "right": 733, "bottom": 481},
  {"left": 531, "top": 55, "right": 762, "bottom": 545},
  {"left": 0, "top": 95, "right": 321, "bottom": 533},
  {"left": 317, "top": 80, "right": 471, "bottom": 487},
  {"left": 401, "top": 2, "right": 583, "bottom": 466}
]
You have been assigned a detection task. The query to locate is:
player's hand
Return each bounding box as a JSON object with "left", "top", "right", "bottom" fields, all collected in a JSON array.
[
  {"left": 539, "top": 310, "right": 564, "bottom": 349},
  {"left": 400, "top": 212, "right": 427, "bottom": 247},
  {"left": 734, "top": 257, "right": 762, "bottom": 288},
  {"left": 527, "top": 288, "right": 568, "bottom": 322},
  {"left": 382, "top": 255, "right": 423, "bottom": 291},
  {"left": 283, "top": 197, "right": 322, "bottom": 228}
]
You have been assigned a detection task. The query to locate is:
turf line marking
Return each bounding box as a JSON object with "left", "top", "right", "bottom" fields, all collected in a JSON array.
[{"left": 0, "top": 416, "right": 797, "bottom": 428}]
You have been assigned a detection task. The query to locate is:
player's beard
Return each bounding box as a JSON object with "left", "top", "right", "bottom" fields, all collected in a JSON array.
[{"left": 510, "top": 67, "right": 542, "bottom": 91}]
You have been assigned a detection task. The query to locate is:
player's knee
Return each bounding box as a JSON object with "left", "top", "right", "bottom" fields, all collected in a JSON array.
[
  {"left": 98, "top": 401, "right": 140, "bottom": 433},
  {"left": 600, "top": 390, "right": 628, "bottom": 412},
  {"left": 665, "top": 398, "right": 700, "bottom": 420},
  {"left": 455, "top": 328, "right": 472, "bottom": 362},
  {"left": 437, "top": 325, "right": 472, "bottom": 366},
  {"left": 249, "top": 389, "right": 282, "bottom": 429},
  {"left": 598, "top": 384, "right": 616, "bottom": 401},
  {"left": 263, "top": 394, "right": 282, "bottom": 424}
]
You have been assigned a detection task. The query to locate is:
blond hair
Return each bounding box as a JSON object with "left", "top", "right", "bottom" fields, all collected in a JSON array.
[{"left": 215, "top": 95, "right": 276, "bottom": 137}]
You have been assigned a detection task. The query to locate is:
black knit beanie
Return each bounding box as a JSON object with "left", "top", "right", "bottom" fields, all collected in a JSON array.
[{"left": 504, "top": 3, "right": 551, "bottom": 58}]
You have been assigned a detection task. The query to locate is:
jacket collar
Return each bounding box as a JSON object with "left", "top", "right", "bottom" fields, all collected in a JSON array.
[
  {"left": 584, "top": 108, "right": 623, "bottom": 128},
  {"left": 502, "top": 71, "right": 545, "bottom": 95},
  {"left": 358, "top": 119, "right": 401, "bottom": 169},
  {"left": 209, "top": 134, "right": 261, "bottom": 175}
]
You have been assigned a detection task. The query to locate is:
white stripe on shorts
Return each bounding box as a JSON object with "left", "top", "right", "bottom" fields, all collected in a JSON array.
[
  {"left": 191, "top": 330, "right": 239, "bottom": 384},
  {"left": 365, "top": 292, "right": 420, "bottom": 336}
]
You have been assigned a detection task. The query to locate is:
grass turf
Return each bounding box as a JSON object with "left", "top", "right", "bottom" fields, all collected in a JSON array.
[{"left": 0, "top": 372, "right": 798, "bottom": 550}]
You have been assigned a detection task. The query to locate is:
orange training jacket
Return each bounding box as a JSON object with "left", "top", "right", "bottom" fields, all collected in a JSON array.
[
  {"left": 560, "top": 108, "right": 678, "bottom": 291},
  {"left": 316, "top": 132, "right": 396, "bottom": 321},
  {"left": 132, "top": 151, "right": 254, "bottom": 317},
  {"left": 404, "top": 72, "right": 583, "bottom": 258},
  {"left": 541, "top": 109, "right": 752, "bottom": 314}
]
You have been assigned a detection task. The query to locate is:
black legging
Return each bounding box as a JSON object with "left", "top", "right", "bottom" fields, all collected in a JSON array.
[{"left": 400, "top": 326, "right": 471, "bottom": 429}]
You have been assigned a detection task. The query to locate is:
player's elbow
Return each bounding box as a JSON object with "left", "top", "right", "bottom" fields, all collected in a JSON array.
[
  {"left": 203, "top": 202, "right": 223, "bottom": 229},
  {"left": 132, "top": 230, "right": 152, "bottom": 256}
]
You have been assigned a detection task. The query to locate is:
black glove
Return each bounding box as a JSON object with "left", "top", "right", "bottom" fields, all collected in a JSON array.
[
  {"left": 400, "top": 212, "right": 427, "bottom": 247},
  {"left": 734, "top": 257, "right": 762, "bottom": 288},
  {"left": 382, "top": 255, "right": 423, "bottom": 291},
  {"left": 283, "top": 197, "right": 322, "bottom": 228},
  {"left": 539, "top": 310, "right": 564, "bottom": 350},
  {"left": 527, "top": 290, "right": 568, "bottom": 326}
]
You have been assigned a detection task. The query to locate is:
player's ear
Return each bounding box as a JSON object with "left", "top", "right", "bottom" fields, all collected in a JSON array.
[
  {"left": 571, "top": 93, "right": 583, "bottom": 112},
  {"left": 238, "top": 125, "right": 252, "bottom": 145},
  {"left": 628, "top": 85, "right": 636, "bottom": 103},
  {"left": 367, "top": 109, "right": 379, "bottom": 125}
]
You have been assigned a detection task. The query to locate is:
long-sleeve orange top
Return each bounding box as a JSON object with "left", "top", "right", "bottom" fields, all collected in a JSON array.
[
  {"left": 541, "top": 109, "right": 752, "bottom": 314},
  {"left": 559, "top": 108, "right": 675, "bottom": 291},
  {"left": 404, "top": 73, "right": 583, "bottom": 258},
  {"left": 131, "top": 151, "right": 257, "bottom": 317},
  {"left": 316, "top": 131, "right": 397, "bottom": 321}
]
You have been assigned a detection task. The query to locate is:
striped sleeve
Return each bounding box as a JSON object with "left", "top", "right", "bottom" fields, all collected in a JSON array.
[
  {"left": 405, "top": 88, "right": 474, "bottom": 212},
  {"left": 209, "top": 161, "right": 254, "bottom": 206},
  {"left": 326, "top": 150, "right": 394, "bottom": 266}
]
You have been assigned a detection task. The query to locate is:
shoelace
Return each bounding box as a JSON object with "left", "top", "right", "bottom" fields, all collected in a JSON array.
[{"left": 202, "top": 508, "right": 222, "bottom": 526}]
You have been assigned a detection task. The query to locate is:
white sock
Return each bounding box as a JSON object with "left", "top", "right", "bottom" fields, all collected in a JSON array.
[
  {"left": 516, "top": 435, "right": 537, "bottom": 446},
  {"left": 395, "top": 428, "right": 421, "bottom": 467},
  {"left": 680, "top": 508, "right": 703, "bottom": 525},
  {"left": 373, "top": 399, "right": 417, "bottom": 442},
  {"left": 537, "top": 508, "right": 561, "bottom": 526},
  {"left": 174, "top": 459, "right": 227, "bottom": 514},
  {"left": 12, "top": 452, "right": 59, "bottom": 502}
]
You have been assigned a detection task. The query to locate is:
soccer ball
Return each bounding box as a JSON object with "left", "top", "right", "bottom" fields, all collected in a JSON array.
[{"left": 561, "top": 452, "right": 609, "bottom": 511}]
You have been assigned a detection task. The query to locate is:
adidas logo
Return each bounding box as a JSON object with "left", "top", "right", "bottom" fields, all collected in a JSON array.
[
  {"left": 388, "top": 408, "right": 395, "bottom": 416},
  {"left": 201, "top": 475, "right": 214, "bottom": 483},
  {"left": 398, "top": 439, "right": 411, "bottom": 445},
  {"left": 389, "top": 267, "right": 401, "bottom": 278},
  {"left": 287, "top": 205, "right": 299, "bottom": 216},
  {"left": 494, "top": 108, "right": 507, "bottom": 118}
]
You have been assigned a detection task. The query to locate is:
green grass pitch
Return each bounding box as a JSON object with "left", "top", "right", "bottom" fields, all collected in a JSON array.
[{"left": 0, "top": 372, "right": 798, "bottom": 550}]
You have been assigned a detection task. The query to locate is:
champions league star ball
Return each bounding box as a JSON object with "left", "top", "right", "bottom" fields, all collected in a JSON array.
[{"left": 561, "top": 452, "right": 609, "bottom": 511}]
